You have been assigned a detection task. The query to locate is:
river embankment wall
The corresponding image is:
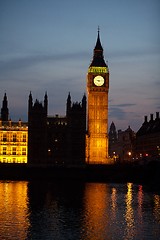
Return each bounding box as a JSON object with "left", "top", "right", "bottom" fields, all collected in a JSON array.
[{"left": 0, "top": 162, "right": 159, "bottom": 192}]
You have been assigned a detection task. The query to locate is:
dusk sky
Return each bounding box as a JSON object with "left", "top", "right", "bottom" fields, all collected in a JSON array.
[{"left": 0, "top": 0, "right": 160, "bottom": 131}]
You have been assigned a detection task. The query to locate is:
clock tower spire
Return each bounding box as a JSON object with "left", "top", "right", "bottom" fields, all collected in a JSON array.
[
  {"left": 86, "top": 30, "right": 109, "bottom": 164},
  {"left": 90, "top": 28, "right": 107, "bottom": 67}
]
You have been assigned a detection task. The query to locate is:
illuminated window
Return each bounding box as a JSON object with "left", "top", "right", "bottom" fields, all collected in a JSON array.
[
  {"left": 3, "top": 133, "right": 7, "bottom": 141},
  {"left": 22, "top": 147, "right": 26, "bottom": 155},
  {"left": 12, "top": 147, "right": 16, "bottom": 155},
  {"left": 22, "top": 134, "right": 26, "bottom": 142},
  {"left": 13, "top": 134, "right": 17, "bottom": 142},
  {"left": 3, "top": 147, "right": 7, "bottom": 155}
]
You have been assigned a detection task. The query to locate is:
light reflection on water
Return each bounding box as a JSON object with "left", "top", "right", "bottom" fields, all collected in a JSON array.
[
  {"left": 0, "top": 181, "right": 30, "bottom": 240},
  {"left": 125, "top": 183, "right": 135, "bottom": 240},
  {"left": 0, "top": 180, "right": 160, "bottom": 240}
]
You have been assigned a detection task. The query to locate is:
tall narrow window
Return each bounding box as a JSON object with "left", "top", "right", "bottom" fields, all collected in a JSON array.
[
  {"left": 3, "top": 147, "right": 7, "bottom": 155},
  {"left": 22, "top": 134, "right": 26, "bottom": 142},
  {"left": 3, "top": 133, "right": 7, "bottom": 142},
  {"left": 12, "top": 147, "right": 16, "bottom": 155},
  {"left": 13, "top": 134, "right": 17, "bottom": 142},
  {"left": 22, "top": 147, "right": 26, "bottom": 155}
]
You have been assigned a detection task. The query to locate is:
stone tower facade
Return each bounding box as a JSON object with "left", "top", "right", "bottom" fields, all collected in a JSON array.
[{"left": 86, "top": 30, "right": 109, "bottom": 164}]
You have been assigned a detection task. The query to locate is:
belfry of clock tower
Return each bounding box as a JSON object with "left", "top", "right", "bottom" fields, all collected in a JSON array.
[{"left": 86, "top": 30, "right": 109, "bottom": 164}]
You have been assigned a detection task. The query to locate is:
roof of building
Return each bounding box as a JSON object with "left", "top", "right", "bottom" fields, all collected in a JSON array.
[
  {"left": 137, "top": 112, "right": 160, "bottom": 136},
  {"left": 0, "top": 120, "right": 28, "bottom": 130}
]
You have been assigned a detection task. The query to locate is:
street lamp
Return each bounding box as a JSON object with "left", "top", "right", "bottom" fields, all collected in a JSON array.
[{"left": 128, "top": 151, "right": 131, "bottom": 161}]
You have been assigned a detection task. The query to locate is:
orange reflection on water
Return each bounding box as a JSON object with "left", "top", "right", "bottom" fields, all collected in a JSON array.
[
  {"left": 111, "top": 187, "right": 117, "bottom": 219},
  {"left": 125, "top": 183, "right": 135, "bottom": 240},
  {"left": 137, "top": 185, "right": 143, "bottom": 224},
  {"left": 0, "top": 181, "right": 30, "bottom": 240},
  {"left": 83, "top": 183, "right": 109, "bottom": 240}
]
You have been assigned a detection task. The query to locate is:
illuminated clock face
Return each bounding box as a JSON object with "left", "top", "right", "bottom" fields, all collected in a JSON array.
[{"left": 93, "top": 75, "right": 105, "bottom": 86}]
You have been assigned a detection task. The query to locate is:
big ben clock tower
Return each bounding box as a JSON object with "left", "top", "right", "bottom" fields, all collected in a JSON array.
[{"left": 86, "top": 30, "right": 109, "bottom": 164}]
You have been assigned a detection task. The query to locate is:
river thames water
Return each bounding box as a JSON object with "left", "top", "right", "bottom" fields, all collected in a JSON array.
[{"left": 0, "top": 180, "right": 160, "bottom": 240}]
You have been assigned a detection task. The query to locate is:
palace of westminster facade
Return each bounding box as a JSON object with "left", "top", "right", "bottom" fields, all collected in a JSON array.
[
  {"left": 0, "top": 31, "right": 110, "bottom": 165},
  {"left": 0, "top": 32, "right": 159, "bottom": 164}
]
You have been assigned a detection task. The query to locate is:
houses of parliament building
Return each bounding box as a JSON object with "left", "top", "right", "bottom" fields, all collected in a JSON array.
[
  {"left": 0, "top": 31, "right": 110, "bottom": 165},
  {"left": 0, "top": 93, "right": 28, "bottom": 164}
]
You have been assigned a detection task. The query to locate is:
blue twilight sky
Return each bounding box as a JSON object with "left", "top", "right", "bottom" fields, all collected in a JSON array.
[{"left": 0, "top": 0, "right": 160, "bottom": 131}]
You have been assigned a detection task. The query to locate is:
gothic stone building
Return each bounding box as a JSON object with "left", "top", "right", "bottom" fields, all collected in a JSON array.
[
  {"left": 28, "top": 92, "right": 86, "bottom": 165},
  {"left": 136, "top": 112, "right": 160, "bottom": 159},
  {"left": 108, "top": 122, "right": 136, "bottom": 162}
]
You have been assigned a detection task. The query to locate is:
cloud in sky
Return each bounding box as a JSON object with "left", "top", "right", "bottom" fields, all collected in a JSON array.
[
  {"left": 109, "top": 103, "right": 137, "bottom": 125},
  {"left": 0, "top": 51, "right": 88, "bottom": 73},
  {"left": 109, "top": 107, "right": 126, "bottom": 121},
  {"left": 110, "top": 103, "right": 137, "bottom": 108},
  {"left": 1, "top": 42, "right": 158, "bottom": 75}
]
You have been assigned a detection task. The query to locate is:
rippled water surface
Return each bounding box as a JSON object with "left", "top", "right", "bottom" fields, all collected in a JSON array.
[{"left": 0, "top": 180, "right": 160, "bottom": 240}]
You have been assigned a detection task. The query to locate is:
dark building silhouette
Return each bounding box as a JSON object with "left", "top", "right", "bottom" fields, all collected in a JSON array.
[
  {"left": 28, "top": 92, "right": 86, "bottom": 165},
  {"left": 28, "top": 92, "right": 48, "bottom": 164},
  {"left": 66, "top": 93, "right": 86, "bottom": 165},
  {"left": 108, "top": 122, "right": 135, "bottom": 162},
  {"left": 109, "top": 122, "right": 117, "bottom": 144},
  {"left": 1, "top": 93, "right": 9, "bottom": 121},
  {"left": 136, "top": 112, "right": 160, "bottom": 158},
  {"left": 117, "top": 126, "right": 135, "bottom": 161}
]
